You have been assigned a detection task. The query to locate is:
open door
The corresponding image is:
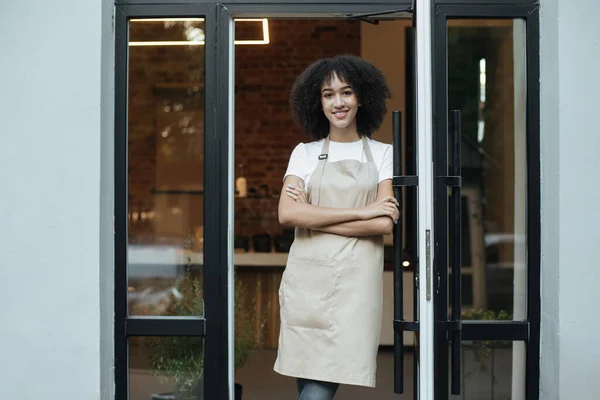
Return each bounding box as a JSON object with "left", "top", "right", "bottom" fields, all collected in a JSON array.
[
  {"left": 391, "top": 1, "right": 541, "bottom": 399},
  {"left": 430, "top": 4, "right": 541, "bottom": 400}
]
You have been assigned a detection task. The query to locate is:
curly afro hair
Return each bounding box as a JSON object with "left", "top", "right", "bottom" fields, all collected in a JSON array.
[{"left": 289, "top": 54, "right": 392, "bottom": 139}]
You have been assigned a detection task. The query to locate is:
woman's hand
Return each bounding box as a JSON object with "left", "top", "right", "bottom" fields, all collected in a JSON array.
[
  {"left": 285, "top": 184, "right": 399, "bottom": 223},
  {"left": 284, "top": 181, "right": 308, "bottom": 203},
  {"left": 359, "top": 196, "right": 400, "bottom": 223},
  {"left": 279, "top": 175, "right": 363, "bottom": 228}
]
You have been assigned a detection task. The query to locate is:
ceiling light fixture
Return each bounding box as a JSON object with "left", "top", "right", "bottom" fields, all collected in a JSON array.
[{"left": 128, "top": 18, "right": 270, "bottom": 46}]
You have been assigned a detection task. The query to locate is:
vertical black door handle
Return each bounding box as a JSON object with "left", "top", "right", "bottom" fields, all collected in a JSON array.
[
  {"left": 392, "top": 111, "right": 419, "bottom": 394},
  {"left": 392, "top": 111, "right": 405, "bottom": 394},
  {"left": 449, "top": 110, "right": 463, "bottom": 395}
]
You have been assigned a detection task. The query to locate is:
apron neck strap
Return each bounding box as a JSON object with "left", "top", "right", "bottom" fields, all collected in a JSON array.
[
  {"left": 361, "top": 136, "right": 375, "bottom": 164},
  {"left": 312, "top": 137, "right": 330, "bottom": 206},
  {"left": 319, "top": 137, "right": 330, "bottom": 158}
]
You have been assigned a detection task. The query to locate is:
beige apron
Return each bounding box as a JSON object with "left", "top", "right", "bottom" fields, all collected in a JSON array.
[{"left": 274, "top": 136, "right": 384, "bottom": 388}]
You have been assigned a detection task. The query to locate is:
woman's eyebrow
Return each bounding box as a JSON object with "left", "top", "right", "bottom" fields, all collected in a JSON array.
[{"left": 321, "top": 85, "right": 353, "bottom": 93}]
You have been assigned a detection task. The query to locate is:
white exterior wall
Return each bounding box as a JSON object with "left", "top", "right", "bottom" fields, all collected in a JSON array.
[
  {"left": 0, "top": 0, "right": 113, "bottom": 399},
  {"left": 540, "top": 0, "right": 600, "bottom": 398}
]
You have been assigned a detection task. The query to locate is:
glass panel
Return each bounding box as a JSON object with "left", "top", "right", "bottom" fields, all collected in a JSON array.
[
  {"left": 129, "top": 336, "right": 205, "bottom": 400},
  {"left": 447, "top": 19, "right": 527, "bottom": 320},
  {"left": 127, "top": 18, "right": 206, "bottom": 316},
  {"left": 449, "top": 341, "right": 525, "bottom": 400}
]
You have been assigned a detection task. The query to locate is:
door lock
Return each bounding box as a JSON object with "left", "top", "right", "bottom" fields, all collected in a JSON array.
[
  {"left": 415, "top": 273, "right": 419, "bottom": 290},
  {"left": 426, "top": 229, "right": 431, "bottom": 301}
]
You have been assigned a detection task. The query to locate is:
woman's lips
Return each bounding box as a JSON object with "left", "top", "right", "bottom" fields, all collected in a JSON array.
[{"left": 333, "top": 110, "right": 349, "bottom": 119}]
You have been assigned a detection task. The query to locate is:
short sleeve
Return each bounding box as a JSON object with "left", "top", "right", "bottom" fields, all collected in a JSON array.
[
  {"left": 283, "top": 143, "right": 309, "bottom": 183},
  {"left": 378, "top": 145, "right": 393, "bottom": 182}
]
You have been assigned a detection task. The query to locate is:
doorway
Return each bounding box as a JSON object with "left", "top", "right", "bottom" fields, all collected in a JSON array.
[
  {"left": 231, "top": 18, "right": 416, "bottom": 400},
  {"left": 113, "top": 2, "right": 540, "bottom": 399}
]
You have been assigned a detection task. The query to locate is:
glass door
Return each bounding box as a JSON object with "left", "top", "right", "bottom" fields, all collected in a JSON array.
[
  {"left": 430, "top": 4, "right": 540, "bottom": 400},
  {"left": 114, "top": 3, "right": 233, "bottom": 399},
  {"left": 393, "top": 2, "right": 541, "bottom": 399}
]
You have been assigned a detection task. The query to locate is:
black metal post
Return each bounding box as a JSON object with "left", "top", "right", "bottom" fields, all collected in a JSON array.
[
  {"left": 393, "top": 111, "right": 404, "bottom": 394},
  {"left": 450, "top": 110, "right": 462, "bottom": 395}
]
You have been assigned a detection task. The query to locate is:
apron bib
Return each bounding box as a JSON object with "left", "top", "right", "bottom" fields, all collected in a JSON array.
[{"left": 274, "top": 136, "right": 384, "bottom": 388}]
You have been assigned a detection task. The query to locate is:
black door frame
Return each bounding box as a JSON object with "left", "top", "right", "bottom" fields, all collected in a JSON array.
[
  {"left": 432, "top": 3, "right": 540, "bottom": 400},
  {"left": 114, "top": 1, "right": 541, "bottom": 399},
  {"left": 114, "top": 3, "right": 231, "bottom": 399}
]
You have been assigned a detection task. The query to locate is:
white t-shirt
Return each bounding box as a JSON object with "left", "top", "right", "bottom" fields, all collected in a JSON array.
[{"left": 284, "top": 137, "right": 393, "bottom": 186}]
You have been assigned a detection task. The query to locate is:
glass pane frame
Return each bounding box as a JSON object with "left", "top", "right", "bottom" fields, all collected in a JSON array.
[
  {"left": 129, "top": 335, "right": 206, "bottom": 400},
  {"left": 115, "top": 3, "right": 231, "bottom": 399},
  {"left": 432, "top": 3, "right": 540, "bottom": 400},
  {"left": 445, "top": 19, "right": 528, "bottom": 319},
  {"left": 448, "top": 340, "right": 525, "bottom": 400},
  {"left": 126, "top": 15, "right": 207, "bottom": 319}
]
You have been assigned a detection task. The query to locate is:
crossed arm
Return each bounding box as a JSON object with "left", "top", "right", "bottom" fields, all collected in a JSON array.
[{"left": 278, "top": 175, "right": 399, "bottom": 237}]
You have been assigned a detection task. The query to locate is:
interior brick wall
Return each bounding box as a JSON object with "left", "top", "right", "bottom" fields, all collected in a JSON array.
[
  {"left": 128, "top": 25, "right": 206, "bottom": 242},
  {"left": 128, "top": 19, "right": 361, "bottom": 243}
]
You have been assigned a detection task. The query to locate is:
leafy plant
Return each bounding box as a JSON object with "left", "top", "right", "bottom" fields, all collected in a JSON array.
[
  {"left": 144, "top": 268, "right": 265, "bottom": 400},
  {"left": 461, "top": 309, "right": 512, "bottom": 377},
  {"left": 234, "top": 278, "right": 264, "bottom": 370}
]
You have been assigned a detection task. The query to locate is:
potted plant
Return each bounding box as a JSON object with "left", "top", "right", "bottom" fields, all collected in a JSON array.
[{"left": 145, "top": 268, "right": 265, "bottom": 400}]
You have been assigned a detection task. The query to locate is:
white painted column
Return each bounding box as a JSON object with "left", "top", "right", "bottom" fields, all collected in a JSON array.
[
  {"left": 415, "top": 0, "right": 435, "bottom": 399},
  {"left": 0, "top": 0, "right": 109, "bottom": 398},
  {"left": 511, "top": 18, "right": 527, "bottom": 400}
]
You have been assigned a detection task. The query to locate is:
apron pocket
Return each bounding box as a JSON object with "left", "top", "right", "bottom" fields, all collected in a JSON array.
[{"left": 281, "top": 256, "right": 338, "bottom": 330}]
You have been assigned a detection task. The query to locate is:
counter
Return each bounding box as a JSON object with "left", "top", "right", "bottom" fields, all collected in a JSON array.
[{"left": 128, "top": 246, "right": 415, "bottom": 347}]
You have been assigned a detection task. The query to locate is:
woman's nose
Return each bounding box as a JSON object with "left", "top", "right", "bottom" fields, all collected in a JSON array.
[{"left": 334, "top": 94, "right": 344, "bottom": 107}]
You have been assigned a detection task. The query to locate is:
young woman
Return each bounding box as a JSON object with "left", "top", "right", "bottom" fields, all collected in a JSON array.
[{"left": 273, "top": 55, "right": 398, "bottom": 400}]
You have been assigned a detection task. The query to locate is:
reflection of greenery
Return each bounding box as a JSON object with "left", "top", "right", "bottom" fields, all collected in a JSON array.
[
  {"left": 461, "top": 309, "right": 511, "bottom": 371},
  {"left": 461, "top": 309, "right": 512, "bottom": 396},
  {"left": 144, "top": 271, "right": 265, "bottom": 399},
  {"left": 145, "top": 335, "right": 204, "bottom": 399},
  {"left": 461, "top": 308, "right": 511, "bottom": 321},
  {"left": 448, "top": 27, "right": 489, "bottom": 158}
]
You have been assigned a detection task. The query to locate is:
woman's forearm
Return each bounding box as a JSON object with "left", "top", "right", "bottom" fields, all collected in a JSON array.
[
  {"left": 278, "top": 201, "right": 362, "bottom": 229},
  {"left": 314, "top": 216, "right": 394, "bottom": 237}
]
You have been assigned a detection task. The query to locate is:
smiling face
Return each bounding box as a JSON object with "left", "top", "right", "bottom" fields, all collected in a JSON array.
[{"left": 320, "top": 73, "right": 359, "bottom": 135}]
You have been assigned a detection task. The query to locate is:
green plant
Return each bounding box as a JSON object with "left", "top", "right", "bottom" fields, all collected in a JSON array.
[
  {"left": 460, "top": 308, "right": 512, "bottom": 380},
  {"left": 234, "top": 278, "right": 264, "bottom": 370},
  {"left": 144, "top": 268, "right": 265, "bottom": 400}
]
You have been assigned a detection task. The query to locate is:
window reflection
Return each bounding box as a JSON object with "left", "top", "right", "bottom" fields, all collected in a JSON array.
[
  {"left": 129, "top": 336, "right": 205, "bottom": 400},
  {"left": 127, "top": 18, "right": 206, "bottom": 317},
  {"left": 449, "top": 341, "right": 524, "bottom": 400},
  {"left": 448, "top": 19, "right": 527, "bottom": 320}
]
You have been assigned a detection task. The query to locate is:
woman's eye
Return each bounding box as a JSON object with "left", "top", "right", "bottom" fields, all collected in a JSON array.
[
  {"left": 343, "top": 91, "right": 353, "bottom": 96},
  {"left": 324, "top": 93, "right": 333, "bottom": 98}
]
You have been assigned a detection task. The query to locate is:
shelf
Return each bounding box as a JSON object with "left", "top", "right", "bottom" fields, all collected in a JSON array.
[
  {"left": 128, "top": 246, "right": 288, "bottom": 267},
  {"left": 152, "top": 189, "right": 204, "bottom": 195}
]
